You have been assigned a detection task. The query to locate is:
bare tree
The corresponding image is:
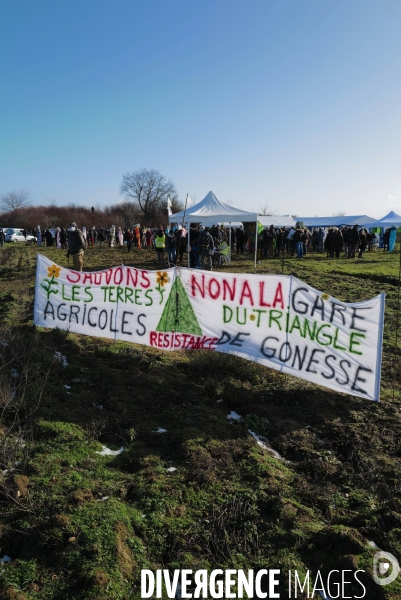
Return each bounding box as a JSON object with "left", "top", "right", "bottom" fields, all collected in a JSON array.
[
  {"left": 118, "top": 201, "right": 143, "bottom": 228},
  {"left": 120, "top": 169, "right": 177, "bottom": 221},
  {"left": 332, "top": 210, "right": 347, "bottom": 217},
  {"left": 0, "top": 190, "right": 31, "bottom": 212},
  {"left": 259, "top": 203, "right": 276, "bottom": 216}
]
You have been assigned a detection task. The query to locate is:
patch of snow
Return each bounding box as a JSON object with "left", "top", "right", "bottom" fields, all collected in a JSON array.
[
  {"left": 14, "top": 461, "right": 21, "bottom": 467},
  {"left": 64, "top": 385, "right": 71, "bottom": 389},
  {"left": 248, "top": 430, "right": 284, "bottom": 460},
  {"left": 227, "top": 411, "right": 241, "bottom": 421},
  {"left": 97, "top": 405, "right": 103, "bottom": 409},
  {"left": 216, "top": 398, "right": 223, "bottom": 403},
  {"left": 153, "top": 428, "right": 167, "bottom": 433},
  {"left": 55, "top": 352, "right": 68, "bottom": 367},
  {"left": 166, "top": 467, "right": 177, "bottom": 472},
  {"left": 97, "top": 496, "right": 110, "bottom": 502},
  {"left": 95, "top": 446, "right": 124, "bottom": 456}
]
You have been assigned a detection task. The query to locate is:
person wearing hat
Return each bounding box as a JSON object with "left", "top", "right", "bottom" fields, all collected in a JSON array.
[{"left": 67, "top": 222, "right": 86, "bottom": 271}]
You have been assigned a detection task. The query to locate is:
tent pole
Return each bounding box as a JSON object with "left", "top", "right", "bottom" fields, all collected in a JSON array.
[
  {"left": 229, "top": 223, "right": 231, "bottom": 263},
  {"left": 177, "top": 193, "right": 188, "bottom": 269},
  {"left": 188, "top": 224, "right": 190, "bottom": 269},
  {"left": 393, "top": 238, "right": 401, "bottom": 401},
  {"left": 254, "top": 221, "right": 258, "bottom": 268}
]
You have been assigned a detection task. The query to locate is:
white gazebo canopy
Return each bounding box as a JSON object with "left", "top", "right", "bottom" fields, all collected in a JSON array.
[
  {"left": 258, "top": 215, "right": 296, "bottom": 228},
  {"left": 169, "top": 191, "right": 258, "bottom": 225}
]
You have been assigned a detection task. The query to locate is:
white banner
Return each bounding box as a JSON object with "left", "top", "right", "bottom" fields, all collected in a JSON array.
[{"left": 34, "top": 255, "right": 385, "bottom": 401}]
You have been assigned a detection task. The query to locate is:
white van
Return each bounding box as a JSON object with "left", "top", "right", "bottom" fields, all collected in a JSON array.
[{"left": 5, "top": 228, "right": 37, "bottom": 243}]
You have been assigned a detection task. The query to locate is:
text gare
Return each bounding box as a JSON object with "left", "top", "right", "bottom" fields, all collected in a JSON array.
[
  {"left": 261, "top": 337, "right": 372, "bottom": 396},
  {"left": 291, "top": 287, "right": 371, "bottom": 332},
  {"left": 42, "top": 300, "right": 146, "bottom": 336}
]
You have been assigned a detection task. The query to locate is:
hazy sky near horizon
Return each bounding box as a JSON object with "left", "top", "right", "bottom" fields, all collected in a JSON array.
[{"left": 1, "top": 0, "right": 401, "bottom": 218}]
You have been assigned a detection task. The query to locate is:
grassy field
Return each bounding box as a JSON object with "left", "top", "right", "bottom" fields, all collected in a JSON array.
[{"left": 0, "top": 243, "right": 400, "bottom": 599}]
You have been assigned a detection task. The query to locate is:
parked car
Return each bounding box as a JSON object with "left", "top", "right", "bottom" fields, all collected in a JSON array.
[{"left": 5, "top": 228, "right": 37, "bottom": 243}]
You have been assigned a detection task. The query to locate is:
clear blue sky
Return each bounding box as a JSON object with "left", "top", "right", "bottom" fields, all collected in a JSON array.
[{"left": 1, "top": 0, "right": 401, "bottom": 217}]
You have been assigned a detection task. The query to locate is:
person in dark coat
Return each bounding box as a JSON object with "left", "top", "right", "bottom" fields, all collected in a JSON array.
[
  {"left": 358, "top": 229, "right": 367, "bottom": 258},
  {"left": 236, "top": 226, "right": 245, "bottom": 254},
  {"left": 383, "top": 228, "right": 390, "bottom": 251},
  {"left": 324, "top": 228, "right": 334, "bottom": 258},
  {"left": 200, "top": 227, "right": 214, "bottom": 270},
  {"left": 45, "top": 229, "right": 54, "bottom": 247},
  {"left": 332, "top": 229, "right": 343, "bottom": 259},
  {"left": 347, "top": 225, "right": 360, "bottom": 258},
  {"left": 293, "top": 228, "right": 305, "bottom": 258},
  {"left": 67, "top": 222, "right": 86, "bottom": 271}
]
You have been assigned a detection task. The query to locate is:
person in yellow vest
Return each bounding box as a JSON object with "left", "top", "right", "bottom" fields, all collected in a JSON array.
[{"left": 155, "top": 227, "right": 166, "bottom": 265}]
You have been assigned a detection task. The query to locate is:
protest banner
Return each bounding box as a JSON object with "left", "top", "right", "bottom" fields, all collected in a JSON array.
[{"left": 34, "top": 254, "right": 385, "bottom": 401}]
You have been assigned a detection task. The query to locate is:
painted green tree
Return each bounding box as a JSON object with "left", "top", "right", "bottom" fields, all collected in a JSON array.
[{"left": 156, "top": 276, "right": 202, "bottom": 335}]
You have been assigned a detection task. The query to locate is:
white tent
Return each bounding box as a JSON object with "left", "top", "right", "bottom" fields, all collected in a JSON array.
[
  {"left": 363, "top": 210, "right": 401, "bottom": 229},
  {"left": 169, "top": 191, "right": 259, "bottom": 267},
  {"left": 258, "top": 215, "right": 296, "bottom": 228},
  {"left": 169, "top": 191, "right": 258, "bottom": 225},
  {"left": 297, "top": 215, "right": 376, "bottom": 228}
]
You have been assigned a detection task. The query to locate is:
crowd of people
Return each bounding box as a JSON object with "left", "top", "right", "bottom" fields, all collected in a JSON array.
[{"left": 10, "top": 221, "right": 394, "bottom": 272}]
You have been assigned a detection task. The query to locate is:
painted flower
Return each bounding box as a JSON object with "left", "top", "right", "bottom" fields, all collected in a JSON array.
[
  {"left": 47, "top": 265, "right": 61, "bottom": 278},
  {"left": 156, "top": 272, "right": 170, "bottom": 287},
  {"left": 321, "top": 293, "right": 330, "bottom": 301},
  {"left": 249, "top": 314, "right": 256, "bottom": 321}
]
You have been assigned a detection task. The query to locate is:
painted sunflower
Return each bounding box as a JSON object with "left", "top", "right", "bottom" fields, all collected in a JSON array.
[
  {"left": 321, "top": 293, "right": 330, "bottom": 301},
  {"left": 156, "top": 272, "right": 170, "bottom": 287},
  {"left": 47, "top": 265, "right": 61, "bottom": 278},
  {"left": 249, "top": 314, "right": 256, "bottom": 321}
]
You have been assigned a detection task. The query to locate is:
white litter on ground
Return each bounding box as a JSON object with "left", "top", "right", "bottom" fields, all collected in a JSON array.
[
  {"left": 97, "top": 405, "right": 103, "bottom": 409},
  {"left": 97, "top": 496, "right": 110, "bottom": 502},
  {"left": 368, "top": 540, "right": 380, "bottom": 549},
  {"left": 0, "top": 555, "right": 12, "bottom": 563},
  {"left": 248, "top": 430, "right": 284, "bottom": 460},
  {"left": 166, "top": 467, "right": 177, "bottom": 472},
  {"left": 153, "top": 428, "right": 167, "bottom": 433},
  {"left": 216, "top": 398, "right": 223, "bottom": 403},
  {"left": 55, "top": 352, "right": 68, "bottom": 367},
  {"left": 95, "top": 446, "right": 124, "bottom": 456},
  {"left": 14, "top": 461, "right": 21, "bottom": 467},
  {"left": 64, "top": 385, "right": 71, "bottom": 389},
  {"left": 227, "top": 411, "right": 241, "bottom": 421}
]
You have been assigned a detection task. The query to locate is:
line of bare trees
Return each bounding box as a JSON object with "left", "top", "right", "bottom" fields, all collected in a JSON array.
[{"left": 0, "top": 169, "right": 184, "bottom": 230}]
